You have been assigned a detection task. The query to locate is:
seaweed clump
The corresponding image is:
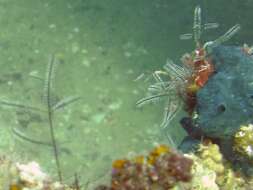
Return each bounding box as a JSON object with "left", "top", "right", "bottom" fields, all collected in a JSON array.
[{"left": 95, "top": 145, "right": 193, "bottom": 190}]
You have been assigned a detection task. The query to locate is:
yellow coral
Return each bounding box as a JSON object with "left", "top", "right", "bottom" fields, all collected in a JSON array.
[
  {"left": 147, "top": 144, "right": 170, "bottom": 165},
  {"left": 197, "top": 142, "right": 224, "bottom": 174},
  {"left": 185, "top": 153, "right": 219, "bottom": 190},
  {"left": 9, "top": 184, "right": 22, "bottom": 190},
  {"left": 112, "top": 159, "right": 128, "bottom": 169},
  {"left": 133, "top": 155, "right": 145, "bottom": 165},
  {"left": 217, "top": 168, "right": 245, "bottom": 190},
  {"left": 233, "top": 124, "right": 253, "bottom": 159},
  {"left": 194, "top": 142, "right": 246, "bottom": 189}
]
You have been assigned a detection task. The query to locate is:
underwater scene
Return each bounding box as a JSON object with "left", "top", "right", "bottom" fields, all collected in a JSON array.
[{"left": 1, "top": 0, "right": 253, "bottom": 189}]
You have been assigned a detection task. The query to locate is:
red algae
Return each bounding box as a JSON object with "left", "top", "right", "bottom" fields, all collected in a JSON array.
[{"left": 97, "top": 145, "right": 193, "bottom": 190}]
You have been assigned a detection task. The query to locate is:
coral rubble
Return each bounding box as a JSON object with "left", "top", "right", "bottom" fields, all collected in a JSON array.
[{"left": 0, "top": 157, "right": 72, "bottom": 190}]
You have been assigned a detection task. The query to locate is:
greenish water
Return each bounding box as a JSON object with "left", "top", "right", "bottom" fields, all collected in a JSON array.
[{"left": 0, "top": 0, "right": 252, "bottom": 188}]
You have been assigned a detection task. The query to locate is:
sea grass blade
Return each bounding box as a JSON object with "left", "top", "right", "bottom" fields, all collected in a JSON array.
[
  {"left": 0, "top": 99, "right": 45, "bottom": 112},
  {"left": 44, "top": 55, "right": 63, "bottom": 182},
  {"left": 193, "top": 5, "right": 202, "bottom": 44},
  {"left": 204, "top": 22, "right": 219, "bottom": 30},
  {"left": 44, "top": 55, "right": 58, "bottom": 107},
  {"left": 74, "top": 173, "right": 81, "bottom": 190},
  {"left": 161, "top": 99, "right": 182, "bottom": 130},
  {"left": 214, "top": 24, "right": 241, "bottom": 45},
  {"left": 29, "top": 73, "right": 44, "bottom": 82},
  {"left": 136, "top": 93, "right": 169, "bottom": 107},
  {"left": 12, "top": 127, "right": 53, "bottom": 147},
  {"left": 179, "top": 33, "right": 193, "bottom": 40},
  {"left": 53, "top": 96, "right": 81, "bottom": 111}
]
